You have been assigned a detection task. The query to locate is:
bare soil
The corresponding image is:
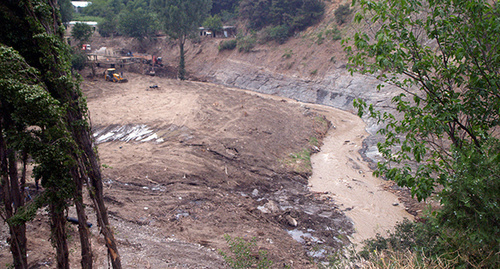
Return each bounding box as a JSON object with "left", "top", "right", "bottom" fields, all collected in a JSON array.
[
  {"left": 1, "top": 72, "right": 357, "bottom": 268},
  {"left": 0, "top": 2, "right": 427, "bottom": 265}
]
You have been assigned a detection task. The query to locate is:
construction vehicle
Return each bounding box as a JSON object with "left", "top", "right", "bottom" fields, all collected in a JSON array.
[{"left": 104, "top": 68, "right": 128, "bottom": 83}]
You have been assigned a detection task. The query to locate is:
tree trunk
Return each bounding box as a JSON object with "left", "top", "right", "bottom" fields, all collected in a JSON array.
[
  {"left": 67, "top": 104, "right": 122, "bottom": 269},
  {"left": 51, "top": 201, "right": 69, "bottom": 269},
  {"left": 0, "top": 120, "right": 28, "bottom": 269},
  {"left": 81, "top": 135, "right": 122, "bottom": 269},
  {"left": 73, "top": 168, "right": 93, "bottom": 269},
  {"left": 178, "top": 38, "right": 186, "bottom": 80}
]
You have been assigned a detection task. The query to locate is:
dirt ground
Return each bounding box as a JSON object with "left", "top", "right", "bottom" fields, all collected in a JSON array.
[{"left": 1, "top": 72, "right": 359, "bottom": 268}]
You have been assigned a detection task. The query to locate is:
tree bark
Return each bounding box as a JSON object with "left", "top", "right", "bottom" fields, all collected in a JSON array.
[
  {"left": 67, "top": 103, "right": 122, "bottom": 269},
  {"left": 0, "top": 119, "right": 28, "bottom": 269},
  {"left": 51, "top": 201, "right": 69, "bottom": 269},
  {"left": 73, "top": 168, "right": 93, "bottom": 269},
  {"left": 179, "top": 38, "right": 186, "bottom": 80}
]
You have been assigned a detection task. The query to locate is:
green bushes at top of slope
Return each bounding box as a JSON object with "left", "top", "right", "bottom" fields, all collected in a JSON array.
[{"left": 240, "top": 0, "right": 325, "bottom": 43}]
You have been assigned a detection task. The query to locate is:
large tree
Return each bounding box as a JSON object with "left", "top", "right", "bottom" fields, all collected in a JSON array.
[
  {"left": 118, "top": 7, "right": 158, "bottom": 41},
  {"left": 0, "top": 1, "right": 121, "bottom": 268},
  {"left": 153, "top": 0, "right": 212, "bottom": 80},
  {"left": 71, "top": 22, "right": 93, "bottom": 45},
  {"left": 346, "top": 0, "right": 499, "bottom": 265}
]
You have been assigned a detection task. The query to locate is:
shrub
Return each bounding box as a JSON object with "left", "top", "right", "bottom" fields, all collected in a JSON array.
[
  {"left": 219, "top": 39, "right": 237, "bottom": 51},
  {"left": 325, "top": 26, "right": 341, "bottom": 41},
  {"left": 316, "top": 32, "right": 324, "bottom": 45},
  {"left": 71, "top": 22, "right": 93, "bottom": 44},
  {"left": 260, "top": 25, "right": 290, "bottom": 44},
  {"left": 98, "top": 16, "right": 118, "bottom": 37},
  {"left": 219, "top": 235, "right": 273, "bottom": 269},
  {"left": 237, "top": 35, "right": 256, "bottom": 53},
  {"left": 359, "top": 216, "right": 500, "bottom": 268},
  {"left": 334, "top": 3, "right": 352, "bottom": 25},
  {"left": 71, "top": 49, "right": 87, "bottom": 71},
  {"left": 282, "top": 49, "right": 293, "bottom": 59}
]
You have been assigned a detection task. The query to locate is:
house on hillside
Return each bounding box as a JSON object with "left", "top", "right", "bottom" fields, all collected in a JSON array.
[
  {"left": 199, "top": 26, "right": 237, "bottom": 38},
  {"left": 71, "top": 1, "right": 91, "bottom": 13}
]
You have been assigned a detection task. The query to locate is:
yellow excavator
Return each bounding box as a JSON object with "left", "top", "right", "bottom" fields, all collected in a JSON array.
[{"left": 104, "top": 68, "right": 128, "bottom": 83}]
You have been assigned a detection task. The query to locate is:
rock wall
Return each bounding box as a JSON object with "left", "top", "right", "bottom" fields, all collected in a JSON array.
[{"left": 196, "top": 58, "right": 400, "bottom": 164}]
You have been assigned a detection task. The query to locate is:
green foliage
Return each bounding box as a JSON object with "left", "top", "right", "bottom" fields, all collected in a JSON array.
[
  {"left": 309, "top": 136, "right": 319, "bottom": 147},
  {"left": 240, "top": 0, "right": 324, "bottom": 31},
  {"left": 58, "top": 0, "right": 74, "bottom": 24},
  {"left": 359, "top": 219, "right": 440, "bottom": 260},
  {"left": 211, "top": 0, "right": 240, "bottom": 17},
  {"left": 316, "top": 32, "right": 324, "bottom": 45},
  {"left": 346, "top": 0, "right": 500, "bottom": 267},
  {"left": 282, "top": 49, "right": 293, "bottom": 59},
  {"left": 259, "top": 25, "right": 290, "bottom": 44},
  {"left": 71, "top": 49, "right": 87, "bottom": 71},
  {"left": 154, "top": 0, "right": 212, "bottom": 40},
  {"left": 219, "top": 39, "right": 237, "bottom": 51},
  {"left": 360, "top": 216, "right": 500, "bottom": 268},
  {"left": 203, "top": 14, "right": 223, "bottom": 32},
  {"left": 118, "top": 7, "right": 157, "bottom": 40},
  {"left": 153, "top": 0, "right": 212, "bottom": 79},
  {"left": 98, "top": 16, "right": 119, "bottom": 37},
  {"left": 240, "top": 0, "right": 324, "bottom": 43},
  {"left": 334, "top": 3, "right": 352, "bottom": 25},
  {"left": 236, "top": 35, "right": 256, "bottom": 53},
  {"left": 324, "top": 26, "right": 341, "bottom": 41},
  {"left": 219, "top": 235, "right": 273, "bottom": 269},
  {"left": 71, "top": 22, "right": 93, "bottom": 44}
]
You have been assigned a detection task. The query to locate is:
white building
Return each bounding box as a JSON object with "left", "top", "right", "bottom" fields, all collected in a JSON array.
[{"left": 71, "top": 1, "right": 92, "bottom": 13}]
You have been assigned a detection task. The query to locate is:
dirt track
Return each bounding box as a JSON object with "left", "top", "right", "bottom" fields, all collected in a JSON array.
[{"left": 1, "top": 72, "right": 414, "bottom": 268}]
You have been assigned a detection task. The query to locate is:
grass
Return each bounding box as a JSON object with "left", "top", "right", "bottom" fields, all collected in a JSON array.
[
  {"left": 219, "top": 235, "right": 273, "bottom": 269},
  {"left": 286, "top": 148, "right": 313, "bottom": 173},
  {"left": 72, "top": 14, "right": 104, "bottom": 23},
  {"left": 282, "top": 49, "right": 293, "bottom": 59},
  {"left": 309, "top": 136, "right": 320, "bottom": 147}
]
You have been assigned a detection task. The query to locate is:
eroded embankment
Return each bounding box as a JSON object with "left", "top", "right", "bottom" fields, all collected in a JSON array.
[{"left": 198, "top": 58, "right": 414, "bottom": 246}]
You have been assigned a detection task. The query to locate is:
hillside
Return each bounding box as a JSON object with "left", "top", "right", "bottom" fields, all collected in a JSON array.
[{"left": 0, "top": 1, "right": 424, "bottom": 268}]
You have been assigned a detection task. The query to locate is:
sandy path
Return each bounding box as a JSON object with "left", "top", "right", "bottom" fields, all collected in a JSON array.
[{"left": 308, "top": 106, "right": 414, "bottom": 246}]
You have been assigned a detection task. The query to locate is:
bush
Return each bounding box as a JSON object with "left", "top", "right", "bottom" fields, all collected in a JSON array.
[
  {"left": 240, "top": 0, "right": 324, "bottom": 32},
  {"left": 219, "top": 235, "right": 273, "bottom": 269},
  {"left": 237, "top": 35, "right": 256, "bottom": 53},
  {"left": 334, "top": 3, "right": 352, "bottom": 25},
  {"left": 219, "top": 39, "right": 237, "bottom": 51},
  {"left": 71, "top": 50, "right": 87, "bottom": 71},
  {"left": 282, "top": 49, "right": 293, "bottom": 59},
  {"left": 71, "top": 22, "right": 93, "bottom": 44},
  {"left": 359, "top": 216, "right": 500, "bottom": 268},
  {"left": 98, "top": 16, "right": 118, "bottom": 37},
  {"left": 260, "top": 25, "right": 290, "bottom": 44},
  {"left": 325, "top": 26, "right": 341, "bottom": 41},
  {"left": 203, "top": 14, "right": 223, "bottom": 32}
]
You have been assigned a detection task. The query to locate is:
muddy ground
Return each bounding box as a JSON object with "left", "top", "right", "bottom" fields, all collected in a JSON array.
[{"left": 1, "top": 72, "right": 363, "bottom": 268}]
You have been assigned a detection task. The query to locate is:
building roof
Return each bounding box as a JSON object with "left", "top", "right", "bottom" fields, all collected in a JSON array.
[
  {"left": 71, "top": 1, "right": 92, "bottom": 8},
  {"left": 69, "top": 21, "right": 98, "bottom": 26}
]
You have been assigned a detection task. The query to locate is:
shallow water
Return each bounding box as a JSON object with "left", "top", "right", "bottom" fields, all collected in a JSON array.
[{"left": 308, "top": 106, "right": 413, "bottom": 247}]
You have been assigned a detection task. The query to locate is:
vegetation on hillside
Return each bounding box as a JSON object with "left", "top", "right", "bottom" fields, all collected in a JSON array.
[
  {"left": 79, "top": 0, "right": 326, "bottom": 45},
  {"left": 346, "top": 0, "right": 500, "bottom": 267}
]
